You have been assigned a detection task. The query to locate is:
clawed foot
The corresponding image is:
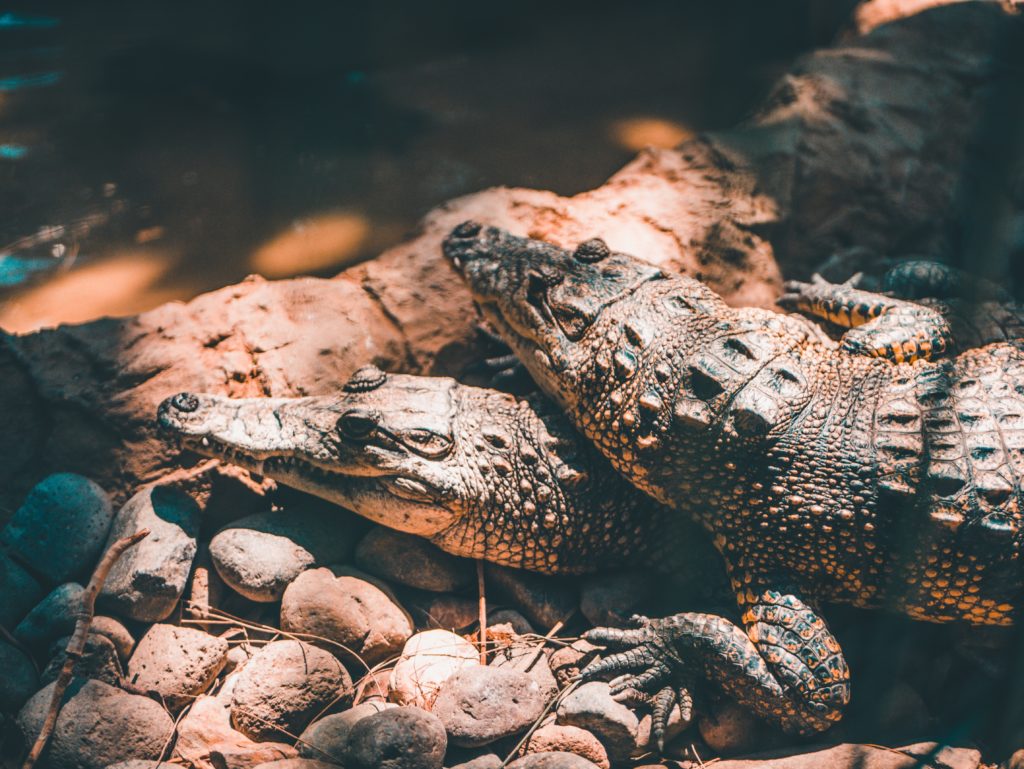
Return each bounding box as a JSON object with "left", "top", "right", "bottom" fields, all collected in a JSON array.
[
  {"left": 777, "top": 272, "right": 863, "bottom": 313},
  {"left": 581, "top": 615, "right": 696, "bottom": 752}
]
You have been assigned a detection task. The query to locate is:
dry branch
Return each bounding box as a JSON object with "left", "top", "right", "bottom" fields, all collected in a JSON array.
[{"left": 0, "top": 4, "right": 1018, "bottom": 511}]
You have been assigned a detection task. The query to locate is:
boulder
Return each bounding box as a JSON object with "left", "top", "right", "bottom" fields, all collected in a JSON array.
[
  {"left": 127, "top": 624, "right": 229, "bottom": 710},
  {"left": 389, "top": 629, "right": 479, "bottom": 709},
  {"left": 432, "top": 666, "right": 547, "bottom": 747},
  {"left": 98, "top": 485, "right": 200, "bottom": 622},
  {"left": 355, "top": 527, "right": 473, "bottom": 592},
  {"left": 342, "top": 706, "right": 447, "bottom": 769}
]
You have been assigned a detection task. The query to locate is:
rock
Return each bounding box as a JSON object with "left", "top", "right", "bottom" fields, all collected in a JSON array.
[
  {"left": 173, "top": 694, "right": 296, "bottom": 769},
  {"left": 16, "top": 678, "right": 174, "bottom": 769},
  {"left": 209, "top": 504, "right": 361, "bottom": 603},
  {"left": 298, "top": 701, "right": 395, "bottom": 761},
  {"left": 98, "top": 485, "right": 200, "bottom": 622},
  {"left": 698, "top": 700, "right": 779, "bottom": 757},
  {"left": 485, "top": 565, "right": 577, "bottom": 631},
  {"left": 870, "top": 682, "right": 930, "bottom": 737},
  {"left": 104, "top": 762, "right": 170, "bottom": 769},
  {"left": 709, "top": 741, "right": 981, "bottom": 768},
  {"left": 449, "top": 756, "right": 503, "bottom": 769},
  {"left": 506, "top": 753, "right": 600, "bottom": 769},
  {"left": 555, "top": 681, "right": 639, "bottom": 764},
  {"left": 579, "top": 570, "right": 656, "bottom": 628},
  {"left": 525, "top": 724, "right": 610, "bottom": 769},
  {"left": 127, "top": 624, "right": 229, "bottom": 710},
  {"left": 42, "top": 632, "right": 123, "bottom": 687},
  {"left": 1005, "top": 749, "right": 1024, "bottom": 769},
  {"left": 280, "top": 566, "right": 414, "bottom": 666},
  {"left": 252, "top": 761, "right": 341, "bottom": 769},
  {"left": 634, "top": 708, "right": 692, "bottom": 755},
  {"left": 549, "top": 641, "right": 600, "bottom": 690},
  {"left": 0, "top": 640, "right": 38, "bottom": 713},
  {"left": 343, "top": 706, "right": 447, "bottom": 769},
  {"left": 0, "top": 550, "right": 46, "bottom": 628},
  {"left": 14, "top": 582, "right": 84, "bottom": 646},
  {"left": 230, "top": 639, "right": 352, "bottom": 741},
  {"left": 210, "top": 743, "right": 300, "bottom": 769},
  {"left": 1, "top": 473, "right": 114, "bottom": 584},
  {"left": 90, "top": 616, "right": 135, "bottom": 663},
  {"left": 432, "top": 665, "right": 547, "bottom": 748},
  {"left": 355, "top": 527, "right": 473, "bottom": 592},
  {"left": 408, "top": 593, "right": 479, "bottom": 631},
  {"left": 224, "top": 644, "right": 251, "bottom": 674},
  {"left": 487, "top": 609, "right": 534, "bottom": 636},
  {"left": 389, "top": 629, "right": 479, "bottom": 709},
  {"left": 490, "top": 643, "right": 558, "bottom": 698}
]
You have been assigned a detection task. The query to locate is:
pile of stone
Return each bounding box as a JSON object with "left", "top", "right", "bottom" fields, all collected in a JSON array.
[{"left": 0, "top": 474, "right": 995, "bottom": 769}]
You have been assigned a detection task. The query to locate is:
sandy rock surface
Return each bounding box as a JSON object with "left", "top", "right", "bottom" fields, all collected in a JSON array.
[
  {"left": 556, "top": 682, "right": 640, "bottom": 765},
  {"left": 432, "top": 665, "right": 547, "bottom": 747},
  {"left": 126, "top": 624, "right": 229, "bottom": 710},
  {"left": 389, "top": 629, "right": 480, "bottom": 709}
]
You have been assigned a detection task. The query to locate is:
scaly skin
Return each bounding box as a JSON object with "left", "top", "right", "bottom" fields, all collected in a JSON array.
[{"left": 446, "top": 222, "right": 1024, "bottom": 737}]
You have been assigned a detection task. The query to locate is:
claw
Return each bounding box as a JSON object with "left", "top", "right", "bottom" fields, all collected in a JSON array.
[
  {"left": 608, "top": 661, "right": 671, "bottom": 696},
  {"left": 581, "top": 646, "right": 657, "bottom": 681},
  {"left": 584, "top": 625, "right": 652, "bottom": 649},
  {"left": 651, "top": 686, "right": 677, "bottom": 752}
]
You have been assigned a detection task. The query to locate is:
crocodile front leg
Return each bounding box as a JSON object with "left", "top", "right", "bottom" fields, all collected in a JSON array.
[
  {"left": 581, "top": 589, "right": 850, "bottom": 741},
  {"left": 779, "top": 274, "right": 953, "bottom": 363}
]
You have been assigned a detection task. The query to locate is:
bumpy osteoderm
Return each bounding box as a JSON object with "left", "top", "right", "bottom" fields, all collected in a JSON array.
[{"left": 447, "top": 222, "right": 1023, "bottom": 736}]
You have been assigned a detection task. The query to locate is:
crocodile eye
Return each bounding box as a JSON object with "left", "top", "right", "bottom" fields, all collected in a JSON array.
[
  {"left": 338, "top": 408, "right": 379, "bottom": 439},
  {"left": 551, "top": 304, "right": 594, "bottom": 341},
  {"left": 401, "top": 429, "right": 453, "bottom": 459}
]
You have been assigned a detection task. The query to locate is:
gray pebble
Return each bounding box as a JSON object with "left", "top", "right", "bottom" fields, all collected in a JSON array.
[
  {"left": 490, "top": 644, "right": 558, "bottom": 699},
  {"left": 448, "top": 756, "right": 503, "bottom": 769},
  {"left": 98, "top": 485, "right": 200, "bottom": 622},
  {"left": 0, "top": 640, "right": 38, "bottom": 713},
  {"left": 89, "top": 616, "right": 135, "bottom": 663},
  {"left": 2, "top": 473, "right": 113, "bottom": 584},
  {"left": 343, "top": 706, "right": 447, "bottom": 769},
  {"left": 298, "top": 701, "right": 395, "bottom": 762},
  {"left": 127, "top": 624, "right": 228, "bottom": 711},
  {"left": 355, "top": 527, "right": 473, "bottom": 592},
  {"left": 432, "top": 666, "right": 547, "bottom": 748},
  {"left": 14, "top": 582, "right": 84, "bottom": 647},
  {"left": 555, "top": 681, "right": 638, "bottom": 764}
]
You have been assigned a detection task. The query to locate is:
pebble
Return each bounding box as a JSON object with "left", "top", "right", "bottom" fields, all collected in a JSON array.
[
  {"left": 280, "top": 566, "right": 413, "bottom": 666},
  {"left": 42, "top": 632, "right": 123, "bottom": 687},
  {"left": 0, "top": 640, "right": 38, "bottom": 713},
  {"left": 579, "top": 570, "right": 655, "bottom": 628},
  {"left": 389, "top": 629, "right": 479, "bottom": 709},
  {"left": 105, "top": 762, "right": 171, "bottom": 769},
  {"left": 698, "top": 700, "right": 778, "bottom": 757},
  {"left": 525, "top": 724, "right": 610, "bottom": 769},
  {"left": 487, "top": 609, "right": 534, "bottom": 635},
  {"left": 708, "top": 741, "right": 981, "bottom": 768},
  {"left": 98, "top": 485, "right": 200, "bottom": 622},
  {"left": 343, "top": 706, "right": 447, "bottom": 769},
  {"left": 89, "top": 615, "right": 135, "bottom": 663},
  {"left": 172, "top": 694, "right": 295, "bottom": 768},
  {"left": 14, "top": 582, "right": 84, "bottom": 646},
  {"left": 555, "top": 681, "right": 639, "bottom": 764},
  {"left": 634, "top": 707, "right": 693, "bottom": 755},
  {"left": 1, "top": 473, "right": 114, "bottom": 584},
  {"left": 485, "top": 565, "right": 578, "bottom": 631},
  {"left": 0, "top": 550, "right": 46, "bottom": 629},
  {"left": 549, "top": 640, "right": 600, "bottom": 689},
  {"left": 17, "top": 678, "right": 174, "bottom": 769},
  {"left": 252, "top": 761, "right": 342, "bottom": 769},
  {"left": 449, "top": 756, "right": 502, "bottom": 769},
  {"left": 506, "top": 753, "right": 600, "bottom": 769},
  {"left": 490, "top": 644, "right": 558, "bottom": 698},
  {"left": 127, "top": 624, "right": 229, "bottom": 711},
  {"left": 230, "top": 639, "right": 352, "bottom": 741},
  {"left": 209, "top": 505, "right": 361, "bottom": 603},
  {"left": 298, "top": 701, "right": 395, "bottom": 762},
  {"left": 355, "top": 527, "right": 473, "bottom": 592},
  {"left": 433, "top": 665, "right": 547, "bottom": 747},
  {"left": 407, "top": 593, "right": 479, "bottom": 630}
]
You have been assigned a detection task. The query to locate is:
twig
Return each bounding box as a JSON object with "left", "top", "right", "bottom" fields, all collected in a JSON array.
[
  {"left": 21, "top": 529, "right": 149, "bottom": 769},
  {"left": 477, "top": 559, "right": 487, "bottom": 664}
]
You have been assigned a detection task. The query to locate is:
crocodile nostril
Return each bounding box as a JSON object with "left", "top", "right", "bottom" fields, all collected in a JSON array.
[
  {"left": 574, "top": 237, "right": 611, "bottom": 263},
  {"left": 451, "top": 220, "right": 483, "bottom": 239},
  {"left": 170, "top": 393, "right": 199, "bottom": 413}
]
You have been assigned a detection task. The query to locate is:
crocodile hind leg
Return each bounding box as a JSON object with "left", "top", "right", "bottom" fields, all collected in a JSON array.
[
  {"left": 778, "top": 274, "right": 953, "bottom": 362},
  {"left": 581, "top": 589, "right": 850, "bottom": 740}
]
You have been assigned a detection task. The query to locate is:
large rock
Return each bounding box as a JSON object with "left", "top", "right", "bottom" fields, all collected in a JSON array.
[
  {"left": 209, "top": 504, "right": 362, "bottom": 603},
  {"left": 42, "top": 632, "right": 123, "bottom": 687},
  {"left": 16, "top": 678, "right": 174, "bottom": 769},
  {"left": 0, "top": 550, "right": 46, "bottom": 628},
  {"left": 556, "top": 681, "right": 639, "bottom": 764},
  {"left": 525, "top": 724, "right": 610, "bottom": 769},
  {"left": 708, "top": 741, "right": 981, "bottom": 768},
  {"left": 297, "top": 701, "right": 395, "bottom": 762},
  {"left": 432, "top": 665, "right": 547, "bottom": 747},
  {"left": 490, "top": 643, "right": 558, "bottom": 699},
  {"left": 2, "top": 474, "right": 113, "bottom": 585},
  {"left": 98, "top": 485, "right": 200, "bottom": 622},
  {"left": 343, "top": 706, "right": 447, "bottom": 769},
  {"left": 354, "top": 527, "right": 473, "bottom": 592},
  {"left": 280, "top": 566, "right": 413, "bottom": 666},
  {"left": 14, "top": 582, "right": 84, "bottom": 646},
  {"left": 127, "top": 624, "right": 229, "bottom": 710},
  {"left": 506, "top": 753, "right": 600, "bottom": 769},
  {"left": 0, "top": 640, "right": 38, "bottom": 713},
  {"left": 484, "top": 565, "right": 577, "bottom": 631},
  {"left": 389, "top": 629, "right": 479, "bottom": 709},
  {"left": 173, "top": 694, "right": 297, "bottom": 769},
  {"left": 698, "top": 700, "right": 779, "bottom": 757},
  {"left": 230, "top": 639, "right": 352, "bottom": 741}
]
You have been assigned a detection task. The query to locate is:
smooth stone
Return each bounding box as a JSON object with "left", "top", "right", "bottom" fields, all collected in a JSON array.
[
  {"left": 298, "top": 701, "right": 395, "bottom": 762},
  {"left": 89, "top": 616, "right": 135, "bottom": 663},
  {"left": 230, "top": 639, "right": 352, "bottom": 741},
  {"left": 555, "top": 681, "right": 639, "bottom": 764},
  {"left": 487, "top": 609, "right": 534, "bottom": 636},
  {"left": 525, "top": 724, "right": 610, "bottom": 769},
  {"left": 105, "top": 762, "right": 170, "bottom": 769},
  {"left": 42, "top": 632, "right": 123, "bottom": 687},
  {"left": 709, "top": 741, "right": 982, "bottom": 768},
  {"left": 354, "top": 668, "right": 392, "bottom": 704},
  {"left": 355, "top": 527, "right": 473, "bottom": 592},
  {"left": 433, "top": 666, "right": 547, "bottom": 748},
  {"left": 2, "top": 473, "right": 114, "bottom": 584},
  {"left": 449, "top": 756, "right": 502, "bottom": 769},
  {"left": 548, "top": 640, "right": 600, "bottom": 690},
  {"left": 17, "top": 678, "right": 174, "bottom": 769},
  {"left": 209, "top": 504, "right": 362, "bottom": 603},
  {"left": 252, "top": 761, "right": 342, "bottom": 769},
  {"left": 698, "top": 700, "right": 778, "bottom": 756},
  {"left": 14, "top": 582, "right": 84, "bottom": 646},
  {"left": 0, "top": 550, "right": 46, "bottom": 628},
  {"left": 343, "top": 706, "right": 447, "bottom": 769},
  {"left": 484, "top": 565, "right": 577, "bottom": 632},
  {"left": 280, "top": 566, "right": 413, "bottom": 666},
  {"left": 98, "top": 485, "right": 200, "bottom": 622},
  {"left": 490, "top": 644, "right": 558, "bottom": 699},
  {"left": 389, "top": 630, "right": 479, "bottom": 709},
  {"left": 127, "top": 624, "right": 229, "bottom": 711},
  {"left": 0, "top": 640, "right": 39, "bottom": 713},
  {"left": 407, "top": 593, "right": 479, "bottom": 631},
  {"left": 506, "top": 753, "right": 600, "bottom": 769},
  {"left": 634, "top": 708, "right": 692, "bottom": 756},
  {"left": 579, "top": 570, "right": 656, "bottom": 628},
  {"left": 172, "top": 694, "right": 296, "bottom": 768}
]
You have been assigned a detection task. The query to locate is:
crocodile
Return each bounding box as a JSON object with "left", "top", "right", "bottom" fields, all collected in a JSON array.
[{"left": 445, "top": 221, "right": 1024, "bottom": 737}]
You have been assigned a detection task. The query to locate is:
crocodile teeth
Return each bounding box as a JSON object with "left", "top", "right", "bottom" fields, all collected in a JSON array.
[{"left": 201, "top": 437, "right": 210, "bottom": 447}]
